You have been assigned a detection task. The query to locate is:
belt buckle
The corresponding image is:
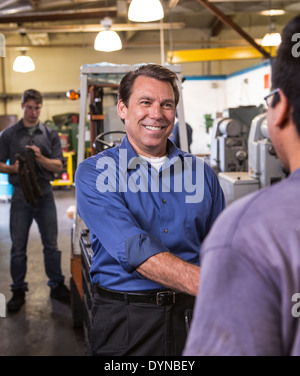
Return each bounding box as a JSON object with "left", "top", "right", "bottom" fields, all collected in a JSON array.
[{"left": 156, "top": 291, "right": 176, "bottom": 306}]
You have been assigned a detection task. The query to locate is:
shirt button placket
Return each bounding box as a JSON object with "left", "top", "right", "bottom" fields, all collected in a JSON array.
[{"left": 161, "top": 198, "right": 168, "bottom": 236}]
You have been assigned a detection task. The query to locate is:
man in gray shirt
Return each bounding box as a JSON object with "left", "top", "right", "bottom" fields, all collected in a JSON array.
[
  {"left": 183, "top": 15, "right": 300, "bottom": 356},
  {"left": 0, "top": 89, "right": 70, "bottom": 312}
]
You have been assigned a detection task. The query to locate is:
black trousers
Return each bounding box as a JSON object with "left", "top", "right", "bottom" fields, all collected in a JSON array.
[{"left": 90, "top": 292, "right": 195, "bottom": 356}]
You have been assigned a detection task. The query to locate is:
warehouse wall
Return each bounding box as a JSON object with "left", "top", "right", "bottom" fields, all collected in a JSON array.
[
  {"left": 183, "top": 60, "right": 271, "bottom": 155},
  {"left": 226, "top": 60, "right": 271, "bottom": 107}
]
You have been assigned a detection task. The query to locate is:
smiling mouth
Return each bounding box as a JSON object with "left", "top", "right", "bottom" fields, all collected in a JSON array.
[{"left": 144, "top": 125, "right": 163, "bottom": 131}]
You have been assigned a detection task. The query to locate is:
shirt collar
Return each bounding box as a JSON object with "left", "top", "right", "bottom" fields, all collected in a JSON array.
[
  {"left": 119, "top": 135, "right": 184, "bottom": 170},
  {"left": 17, "top": 119, "right": 43, "bottom": 133}
]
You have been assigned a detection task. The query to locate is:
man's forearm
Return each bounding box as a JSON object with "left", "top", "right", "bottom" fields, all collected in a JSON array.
[
  {"left": 136, "top": 252, "right": 200, "bottom": 296},
  {"left": 37, "top": 155, "right": 62, "bottom": 173},
  {"left": 0, "top": 161, "right": 17, "bottom": 174}
]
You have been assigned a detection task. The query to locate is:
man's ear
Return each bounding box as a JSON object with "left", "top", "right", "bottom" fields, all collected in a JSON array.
[
  {"left": 273, "top": 90, "right": 290, "bottom": 129},
  {"left": 117, "top": 100, "right": 127, "bottom": 121}
]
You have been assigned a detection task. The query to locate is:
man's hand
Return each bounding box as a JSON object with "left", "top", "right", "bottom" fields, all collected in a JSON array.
[
  {"left": 26, "top": 145, "right": 42, "bottom": 161},
  {"left": 26, "top": 145, "right": 63, "bottom": 173}
]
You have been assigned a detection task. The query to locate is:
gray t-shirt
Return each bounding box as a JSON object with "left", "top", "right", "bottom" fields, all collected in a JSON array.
[{"left": 183, "top": 168, "right": 300, "bottom": 356}]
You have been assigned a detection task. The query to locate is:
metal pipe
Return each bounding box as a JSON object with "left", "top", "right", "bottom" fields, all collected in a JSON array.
[
  {"left": 160, "top": 20, "right": 165, "bottom": 65},
  {"left": 195, "top": 0, "right": 271, "bottom": 59},
  {"left": 0, "top": 57, "right": 7, "bottom": 114},
  {"left": 0, "top": 22, "right": 185, "bottom": 34}
]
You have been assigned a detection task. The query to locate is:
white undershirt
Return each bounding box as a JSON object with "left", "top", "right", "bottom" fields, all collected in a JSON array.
[{"left": 139, "top": 154, "right": 168, "bottom": 172}]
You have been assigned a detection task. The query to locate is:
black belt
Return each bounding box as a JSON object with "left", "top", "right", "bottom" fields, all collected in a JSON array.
[{"left": 95, "top": 285, "right": 186, "bottom": 306}]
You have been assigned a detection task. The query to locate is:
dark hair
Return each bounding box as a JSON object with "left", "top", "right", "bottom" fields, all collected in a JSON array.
[
  {"left": 271, "top": 15, "right": 300, "bottom": 136},
  {"left": 21, "top": 89, "right": 43, "bottom": 105},
  {"left": 118, "top": 64, "right": 180, "bottom": 108}
]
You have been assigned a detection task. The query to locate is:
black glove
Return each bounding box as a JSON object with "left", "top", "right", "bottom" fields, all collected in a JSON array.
[{"left": 16, "top": 148, "right": 42, "bottom": 204}]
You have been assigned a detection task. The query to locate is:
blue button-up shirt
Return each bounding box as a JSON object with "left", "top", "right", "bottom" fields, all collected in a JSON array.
[{"left": 75, "top": 136, "right": 225, "bottom": 291}]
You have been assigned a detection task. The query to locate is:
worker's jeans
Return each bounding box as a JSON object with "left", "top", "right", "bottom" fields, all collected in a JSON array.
[{"left": 9, "top": 186, "right": 64, "bottom": 291}]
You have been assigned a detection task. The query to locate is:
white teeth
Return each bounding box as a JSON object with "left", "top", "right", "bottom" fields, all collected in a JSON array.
[{"left": 145, "top": 126, "right": 162, "bottom": 131}]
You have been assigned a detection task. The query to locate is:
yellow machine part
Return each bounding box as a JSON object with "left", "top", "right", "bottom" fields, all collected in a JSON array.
[
  {"left": 51, "top": 151, "right": 75, "bottom": 187},
  {"left": 167, "top": 46, "right": 277, "bottom": 63}
]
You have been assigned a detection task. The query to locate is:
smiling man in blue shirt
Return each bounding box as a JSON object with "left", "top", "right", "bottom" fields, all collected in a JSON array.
[{"left": 75, "top": 64, "right": 225, "bottom": 356}]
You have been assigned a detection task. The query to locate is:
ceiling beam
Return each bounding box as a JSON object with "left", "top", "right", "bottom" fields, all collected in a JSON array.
[
  {"left": 0, "top": 22, "right": 185, "bottom": 34},
  {"left": 195, "top": 0, "right": 271, "bottom": 59},
  {"left": 0, "top": 7, "right": 117, "bottom": 23},
  {"left": 5, "top": 39, "right": 256, "bottom": 49}
]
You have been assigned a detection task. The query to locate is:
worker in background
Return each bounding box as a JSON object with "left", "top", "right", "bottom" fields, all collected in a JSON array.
[
  {"left": 169, "top": 114, "right": 193, "bottom": 152},
  {"left": 183, "top": 15, "right": 300, "bottom": 356},
  {"left": 0, "top": 89, "right": 70, "bottom": 312},
  {"left": 75, "top": 64, "right": 225, "bottom": 356}
]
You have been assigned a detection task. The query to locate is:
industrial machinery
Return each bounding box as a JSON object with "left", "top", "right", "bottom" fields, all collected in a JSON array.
[
  {"left": 248, "top": 113, "right": 287, "bottom": 187},
  {"left": 218, "top": 113, "right": 287, "bottom": 206},
  {"left": 210, "top": 117, "right": 248, "bottom": 173},
  {"left": 70, "top": 63, "right": 187, "bottom": 353},
  {"left": 210, "top": 105, "right": 264, "bottom": 173}
]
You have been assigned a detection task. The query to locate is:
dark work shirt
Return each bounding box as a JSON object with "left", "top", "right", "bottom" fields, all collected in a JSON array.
[{"left": 0, "top": 119, "right": 63, "bottom": 187}]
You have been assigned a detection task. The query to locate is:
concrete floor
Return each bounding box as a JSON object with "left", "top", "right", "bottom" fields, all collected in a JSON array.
[{"left": 0, "top": 187, "right": 85, "bottom": 356}]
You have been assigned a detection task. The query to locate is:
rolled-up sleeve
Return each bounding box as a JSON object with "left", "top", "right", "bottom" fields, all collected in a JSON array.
[
  {"left": 0, "top": 130, "right": 9, "bottom": 163},
  {"left": 125, "top": 233, "right": 170, "bottom": 271}
]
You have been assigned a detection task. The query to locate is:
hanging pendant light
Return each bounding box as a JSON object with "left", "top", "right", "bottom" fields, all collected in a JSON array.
[
  {"left": 261, "top": 31, "right": 281, "bottom": 46},
  {"left": 261, "top": 0, "right": 282, "bottom": 47},
  {"left": 260, "top": 9, "right": 285, "bottom": 16},
  {"left": 128, "top": 0, "right": 164, "bottom": 22},
  {"left": 13, "top": 50, "right": 35, "bottom": 73},
  {"left": 94, "top": 17, "right": 122, "bottom": 52}
]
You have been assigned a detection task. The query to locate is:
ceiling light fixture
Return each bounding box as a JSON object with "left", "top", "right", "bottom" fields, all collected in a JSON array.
[
  {"left": 128, "top": 0, "right": 164, "bottom": 22},
  {"left": 260, "top": 9, "right": 285, "bottom": 16},
  {"left": 261, "top": 1, "right": 282, "bottom": 47},
  {"left": 94, "top": 17, "right": 122, "bottom": 52},
  {"left": 13, "top": 50, "right": 35, "bottom": 73},
  {"left": 261, "top": 29, "right": 281, "bottom": 46}
]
